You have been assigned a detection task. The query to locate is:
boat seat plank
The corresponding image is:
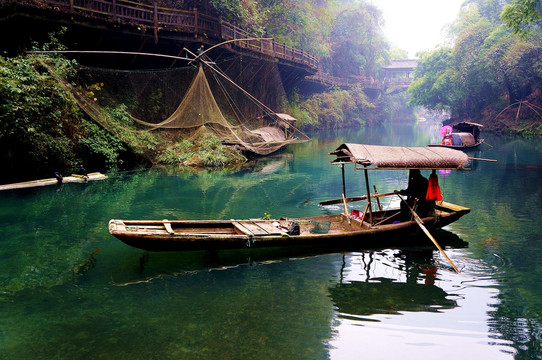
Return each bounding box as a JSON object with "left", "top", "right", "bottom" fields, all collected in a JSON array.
[
  {"left": 232, "top": 221, "right": 254, "bottom": 235},
  {"left": 162, "top": 220, "right": 175, "bottom": 234},
  {"left": 437, "top": 201, "right": 470, "bottom": 212},
  {"left": 254, "top": 221, "right": 286, "bottom": 235},
  {"left": 238, "top": 222, "right": 271, "bottom": 235},
  {"left": 236, "top": 221, "right": 282, "bottom": 236}
]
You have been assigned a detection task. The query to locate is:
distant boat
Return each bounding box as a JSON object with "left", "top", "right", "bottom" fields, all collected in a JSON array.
[{"left": 428, "top": 121, "right": 484, "bottom": 149}]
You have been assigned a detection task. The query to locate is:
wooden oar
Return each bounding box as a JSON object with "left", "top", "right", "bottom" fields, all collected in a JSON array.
[
  {"left": 342, "top": 193, "right": 348, "bottom": 215},
  {"left": 319, "top": 192, "right": 395, "bottom": 206},
  {"left": 396, "top": 194, "right": 460, "bottom": 274}
]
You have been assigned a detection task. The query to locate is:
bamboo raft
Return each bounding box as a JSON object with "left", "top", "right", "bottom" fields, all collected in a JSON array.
[{"left": 0, "top": 172, "right": 108, "bottom": 191}]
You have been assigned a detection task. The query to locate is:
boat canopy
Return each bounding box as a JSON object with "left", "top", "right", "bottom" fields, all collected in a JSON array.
[
  {"left": 330, "top": 143, "right": 469, "bottom": 169},
  {"left": 453, "top": 121, "right": 484, "bottom": 128}
]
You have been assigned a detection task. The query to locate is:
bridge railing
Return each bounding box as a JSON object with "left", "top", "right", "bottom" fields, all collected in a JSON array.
[
  {"left": 306, "top": 73, "right": 412, "bottom": 91},
  {"left": 4, "top": 0, "right": 318, "bottom": 70}
]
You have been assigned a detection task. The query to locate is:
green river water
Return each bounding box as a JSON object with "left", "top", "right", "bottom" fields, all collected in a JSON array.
[{"left": 1, "top": 123, "right": 541, "bottom": 359}]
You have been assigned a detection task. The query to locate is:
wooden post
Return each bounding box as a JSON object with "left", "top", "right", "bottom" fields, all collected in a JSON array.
[
  {"left": 193, "top": 7, "right": 198, "bottom": 35},
  {"left": 153, "top": 2, "right": 158, "bottom": 43},
  {"left": 112, "top": 0, "right": 117, "bottom": 22},
  {"left": 363, "top": 165, "right": 373, "bottom": 224},
  {"left": 69, "top": 0, "right": 74, "bottom": 12},
  {"left": 341, "top": 164, "right": 346, "bottom": 198}
]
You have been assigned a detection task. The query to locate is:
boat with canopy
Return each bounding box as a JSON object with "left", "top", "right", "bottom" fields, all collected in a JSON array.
[
  {"left": 428, "top": 122, "right": 484, "bottom": 149},
  {"left": 109, "top": 143, "right": 471, "bottom": 271}
]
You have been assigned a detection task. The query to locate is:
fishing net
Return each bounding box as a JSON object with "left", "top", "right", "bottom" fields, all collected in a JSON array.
[
  {"left": 309, "top": 220, "right": 331, "bottom": 234},
  {"left": 56, "top": 55, "right": 310, "bottom": 156}
]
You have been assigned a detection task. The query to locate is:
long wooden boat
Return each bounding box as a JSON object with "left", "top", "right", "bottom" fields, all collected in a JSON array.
[
  {"left": 428, "top": 121, "right": 484, "bottom": 149},
  {"left": 109, "top": 202, "right": 469, "bottom": 252},
  {"left": 109, "top": 143, "right": 471, "bottom": 252}
]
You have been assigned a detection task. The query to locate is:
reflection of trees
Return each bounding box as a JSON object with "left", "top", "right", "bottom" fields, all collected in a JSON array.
[
  {"left": 0, "top": 170, "right": 159, "bottom": 296},
  {"left": 488, "top": 288, "right": 542, "bottom": 359},
  {"left": 446, "top": 134, "right": 542, "bottom": 357},
  {"left": 0, "top": 161, "right": 312, "bottom": 296}
]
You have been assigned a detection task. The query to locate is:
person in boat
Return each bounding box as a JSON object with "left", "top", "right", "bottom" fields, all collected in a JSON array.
[
  {"left": 395, "top": 169, "right": 430, "bottom": 219},
  {"left": 78, "top": 165, "right": 89, "bottom": 182},
  {"left": 54, "top": 172, "right": 63, "bottom": 184},
  {"left": 442, "top": 128, "right": 452, "bottom": 146}
]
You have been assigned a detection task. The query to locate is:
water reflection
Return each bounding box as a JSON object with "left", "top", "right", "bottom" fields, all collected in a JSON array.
[
  {"left": 1, "top": 125, "right": 542, "bottom": 359},
  {"left": 330, "top": 274, "right": 457, "bottom": 317},
  {"left": 109, "top": 227, "right": 467, "bottom": 286},
  {"left": 328, "top": 250, "right": 516, "bottom": 359}
]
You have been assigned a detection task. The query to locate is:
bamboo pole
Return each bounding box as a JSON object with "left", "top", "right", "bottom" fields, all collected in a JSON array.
[
  {"left": 363, "top": 166, "right": 373, "bottom": 224},
  {"left": 319, "top": 192, "right": 396, "bottom": 206},
  {"left": 468, "top": 157, "right": 498, "bottom": 162},
  {"left": 341, "top": 164, "right": 346, "bottom": 198},
  {"left": 342, "top": 193, "right": 348, "bottom": 215}
]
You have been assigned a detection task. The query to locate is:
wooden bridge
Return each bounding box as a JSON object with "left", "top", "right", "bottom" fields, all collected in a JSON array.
[
  {"left": 305, "top": 60, "right": 415, "bottom": 94},
  {"left": 0, "top": 0, "right": 318, "bottom": 72},
  {"left": 1, "top": 0, "right": 415, "bottom": 94}
]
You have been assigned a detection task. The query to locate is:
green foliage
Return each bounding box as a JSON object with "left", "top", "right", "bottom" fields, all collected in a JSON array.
[
  {"left": 501, "top": 0, "right": 541, "bottom": 35},
  {"left": 408, "top": 48, "right": 455, "bottom": 111},
  {"left": 409, "top": 1, "right": 542, "bottom": 129},
  {"left": 0, "top": 54, "right": 83, "bottom": 175},
  {"left": 463, "top": 0, "right": 510, "bottom": 24},
  {"left": 292, "top": 86, "right": 373, "bottom": 129},
  {"left": 77, "top": 119, "right": 126, "bottom": 167},
  {"left": 326, "top": 4, "right": 388, "bottom": 77},
  {"left": 209, "top": 0, "right": 268, "bottom": 35},
  {"left": 156, "top": 133, "right": 246, "bottom": 167},
  {"left": 103, "top": 104, "right": 161, "bottom": 154},
  {"left": 156, "top": 140, "right": 195, "bottom": 164},
  {"left": 389, "top": 48, "right": 409, "bottom": 60}
]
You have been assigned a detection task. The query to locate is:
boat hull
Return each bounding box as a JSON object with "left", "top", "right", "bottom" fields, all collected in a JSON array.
[
  {"left": 427, "top": 140, "right": 483, "bottom": 149},
  {"left": 109, "top": 202, "right": 470, "bottom": 252}
]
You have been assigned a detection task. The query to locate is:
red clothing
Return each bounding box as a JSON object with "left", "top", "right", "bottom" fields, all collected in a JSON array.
[
  {"left": 442, "top": 133, "right": 452, "bottom": 146},
  {"left": 426, "top": 172, "right": 442, "bottom": 201}
]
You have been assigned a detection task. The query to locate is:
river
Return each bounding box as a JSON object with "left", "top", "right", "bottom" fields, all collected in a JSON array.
[{"left": 1, "top": 122, "right": 541, "bottom": 359}]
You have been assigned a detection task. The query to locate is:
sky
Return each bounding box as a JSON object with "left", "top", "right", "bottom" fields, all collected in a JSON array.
[{"left": 371, "top": 0, "right": 465, "bottom": 58}]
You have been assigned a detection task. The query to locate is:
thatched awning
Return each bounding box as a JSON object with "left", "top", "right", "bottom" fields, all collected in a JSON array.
[
  {"left": 275, "top": 113, "right": 297, "bottom": 123},
  {"left": 330, "top": 143, "right": 469, "bottom": 169}
]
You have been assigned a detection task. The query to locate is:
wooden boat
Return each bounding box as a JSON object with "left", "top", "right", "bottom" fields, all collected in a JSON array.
[
  {"left": 428, "top": 121, "right": 484, "bottom": 149},
  {"left": 109, "top": 143, "right": 472, "bottom": 253}
]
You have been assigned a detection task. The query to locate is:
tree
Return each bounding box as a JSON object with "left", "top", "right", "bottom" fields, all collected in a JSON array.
[
  {"left": 326, "top": 3, "right": 387, "bottom": 77},
  {"left": 501, "top": 0, "right": 542, "bottom": 34},
  {"left": 408, "top": 48, "right": 455, "bottom": 111}
]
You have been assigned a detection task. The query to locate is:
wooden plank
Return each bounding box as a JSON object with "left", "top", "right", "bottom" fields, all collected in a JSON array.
[
  {"left": 162, "top": 220, "right": 175, "bottom": 234},
  {"left": 237, "top": 221, "right": 271, "bottom": 236},
  {"left": 254, "top": 221, "right": 285, "bottom": 235},
  {"left": 232, "top": 221, "right": 254, "bottom": 236},
  {"left": 438, "top": 201, "right": 470, "bottom": 212}
]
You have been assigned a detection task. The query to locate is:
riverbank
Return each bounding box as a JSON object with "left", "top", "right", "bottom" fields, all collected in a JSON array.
[{"left": 446, "top": 90, "right": 542, "bottom": 138}]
